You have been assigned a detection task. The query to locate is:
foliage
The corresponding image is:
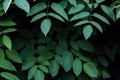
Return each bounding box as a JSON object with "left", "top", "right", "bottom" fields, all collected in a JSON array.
[{"left": 0, "top": 0, "right": 120, "bottom": 80}]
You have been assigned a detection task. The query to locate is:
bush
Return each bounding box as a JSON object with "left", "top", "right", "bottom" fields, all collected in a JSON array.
[{"left": 0, "top": 0, "right": 120, "bottom": 80}]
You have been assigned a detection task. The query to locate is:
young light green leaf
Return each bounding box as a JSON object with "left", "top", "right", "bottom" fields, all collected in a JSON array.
[
  {"left": 5, "top": 49, "right": 22, "bottom": 63},
  {"left": 95, "top": 0, "right": 105, "bottom": 3},
  {"left": 62, "top": 52, "right": 73, "bottom": 72},
  {"left": 68, "top": 0, "right": 77, "bottom": 6},
  {"left": 101, "top": 5, "right": 115, "bottom": 21},
  {"left": 39, "top": 65, "right": 49, "bottom": 73},
  {"left": 3, "top": 0, "right": 12, "bottom": 13},
  {"left": 0, "top": 72, "right": 19, "bottom": 80},
  {"left": 74, "top": 20, "right": 89, "bottom": 27},
  {"left": 0, "top": 20, "right": 16, "bottom": 26},
  {"left": 0, "top": 48, "right": 5, "bottom": 60},
  {"left": 48, "top": 12, "right": 65, "bottom": 22},
  {"left": 51, "top": 3, "right": 68, "bottom": 20},
  {"left": 27, "top": 2, "right": 47, "bottom": 16},
  {"left": 14, "top": 0, "right": 30, "bottom": 13},
  {"left": 90, "top": 21, "right": 103, "bottom": 33},
  {"left": 83, "top": 63, "right": 98, "bottom": 78},
  {"left": 70, "top": 12, "right": 90, "bottom": 21},
  {"left": 73, "top": 58, "right": 82, "bottom": 77},
  {"left": 93, "top": 13, "right": 110, "bottom": 25},
  {"left": 116, "top": 9, "right": 120, "bottom": 19},
  {"left": 68, "top": 4, "right": 85, "bottom": 14},
  {"left": 83, "top": 25, "right": 93, "bottom": 40},
  {"left": 101, "top": 70, "right": 111, "bottom": 79},
  {"left": 0, "top": 59, "right": 16, "bottom": 71},
  {"left": 22, "top": 58, "right": 36, "bottom": 70},
  {"left": 83, "top": 0, "right": 90, "bottom": 3},
  {"left": 2, "top": 28, "right": 17, "bottom": 34},
  {"left": 34, "top": 70, "right": 45, "bottom": 80},
  {"left": 40, "top": 19, "right": 51, "bottom": 36},
  {"left": 28, "top": 65, "right": 37, "bottom": 80},
  {"left": 31, "top": 13, "right": 46, "bottom": 22},
  {"left": 2, "top": 35, "right": 12, "bottom": 50},
  {"left": 49, "top": 60, "right": 59, "bottom": 77}
]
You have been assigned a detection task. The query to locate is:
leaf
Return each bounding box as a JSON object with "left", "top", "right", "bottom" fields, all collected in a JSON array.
[
  {"left": 70, "top": 12, "right": 90, "bottom": 21},
  {"left": 28, "top": 65, "right": 37, "bottom": 80},
  {"left": 69, "top": 41, "right": 79, "bottom": 50},
  {"left": 51, "top": 3, "right": 68, "bottom": 20},
  {"left": 48, "top": 12, "right": 65, "bottom": 22},
  {"left": 93, "top": 13, "right": 110, "bottom": 25},
  {"left": 2, "top": 35, "right": 12, "bottom": 50},
  {"left": 95, "top": 0, "right": 105, "bottom": 3},
  {"left": 14, "top": 0, "right": 30, "bottom": 13},
  {"left": 68, "top": 0, "right": 77, "bottom": 6},
  {"left": 83, "top": 0, "right": 90, "bottom": 3},
  {"left": 27, "top": 2, "right": 47, "bottom": 16},
  {"left": 0, "top": 72, "right": 19, "bottom": 80},
  {"left": 0, "top": 59, "right": 16, "bottom": 71},
  {"left": 0, "top": 20, "right": 16, "bottom": 26},
  {"left": 34, "top": 70, "right": 45, "bottom": 80},
  {"left": 77, "top": 40, "right": 95, "bottom": 53},
  {"left": 90, "top": 21, "right": 103, "bottom": 33},
  {"left": 116, "top": 9, "right": 120, "bottom": 19},
  {"left": 49, "top": 60, "right": 59, "bottom": 77},
  {"left": 68, "top": 4, "right": 85, "bottom": 14},
  {"left": 97, "top": 56, "right": 109, "bottom": 67},
  {"left": 40, "top": 19, "right": 51, "bottom": 36},
  {"left": 62, "top": 52, "right": 73, "bottom": 72},
  {"left": 31, "top": 13, "right": 46, "bottom": 22},
  {"left": 5, "top": 49, "right": 22, "bottom": 63},
  {"left": 39, "top": 65, "right": 49, "bottom": 73},
  {"left": 101, "top": 5, "right": 115, "bottom": 21},
  {"left": 3, "top": 0, "right": 12, "bottom": 12},
  {"left": 83, "top": 63, "right": 98, "bottom": 78},
  {"left": 101, "top": 70, "right": 111, "bottom": 79},
  {"left": 2, "top": 28, "right": 17, "bottom": 34},
  {"left": 74, "top": 20, "right": 89, "bottom": 27},
  {"left": 0, "top": 48, "right": 5, "bottom": 60},
  {"left": 22, "top": 57, "right": 36, "bottom": 70},
  {"left": 73, "top": 58, "right": 82, "bottom": 77},
  {"left": 83, "top": 25, "right": 93, "bottom": 40}
]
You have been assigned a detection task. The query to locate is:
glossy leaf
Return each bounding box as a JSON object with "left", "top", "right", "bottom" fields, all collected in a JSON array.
[
  {"left": 0, "top": 20, "right": 16, "bottom": 26},
  {"left": 51, "top": 3, "right": 68, "bottom": 20},
  {"left": 2, "top": 35, "right": 12, "bottom": 50},
  {"left": 3, "top": 0, "right": 12, "bottom": 12},
  {"left": 74, "top": 20, "right": 89, "bottom": 27},
  {"left": 0, "top": 72, "right": 19, "bottom": 80},
  {"left": 83, "top": 25, "right": 93, "bottom": 40},
  {"left": 14, "top": 0, "right": 30, "bottom": 13},
  {"left": 40, "top": 19, "right": 51, "bottom": 36},
  {"left": 68, "top": 0, "right": 77, "bottom": 6},
  {"left": 83, "top": 63, "right": 98, "bottom": 78},
  {"left": 34, "top": 70, "right": 45, "bottom": 80},
  {"left": 2, "top": 28, "right": 17, "bottom": 34}
]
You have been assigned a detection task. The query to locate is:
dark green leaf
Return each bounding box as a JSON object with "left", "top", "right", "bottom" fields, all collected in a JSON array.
[
  {"left": 39, "top": 65, "right": 49, "bottom": 73},
  {"left": 0, "top": 48, "right": 5, "bottom": 60},
  {"left": 0, "top": 20, "right": 16, "bottom": 26},
  {"left": 101, "top": 70, "right": 111, "bottom": 79},
  {"left": 2, "top": 28, "right": 17, "bottom": 34}
]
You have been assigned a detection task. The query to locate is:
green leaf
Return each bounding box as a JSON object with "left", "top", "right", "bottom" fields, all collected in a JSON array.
[
  {"left": 0, "top": 59, "right": 16, "bottom": 71},
  {"left": 93, "top": 13, "right": 110, "bottom": 25},
  {"left": 83, "top": 63, "right": 98, "bottom": 78},
  {"left": 101, "top": 70, "right": 111, "bottom": 79},
  {"left": 49, "top": 60, "right": 59, "bottom": 77},
  {"left": 90, "top": 21, "right": 103, "bottom": 33},
  {"left": 59, "top": 0, "right": 68, "bottom": 9},
  {"left": 70, "top": 12, "right": 90, "bottom": 21},
  {"left": 68, "top": 0, "right": 77, "bottom": 6},
  {"left": 101, "top": 5, "right": 115, "bottom": 21},
  {"left": 0, "top": 72, "right": 19, "bottom": 80},
  {"left": 116, "top": 9, "right": 120, "bottom": 19},
  {"left": 0, "top": 48, "right": 5, "bottom": 60},
  {"left": 83, "top": 25, "right": 93, "bottom": 40},
  {"left": 74, "top": 20, "right": 89, "bottom": 27},
  {"left": 68, "top": 4, "right": 85, "bottom": 14},
  {"left": 27, "top": 2, "right": 47, "bottom": 16},
  {"left": 5, "top": 49, "right": 22, "bottom": 63},
  {"left": 62, "top": 52, "right": 73, "bottom": 72},
  {"left": 22, "top": 57, "right": 36, "bottom": 70},
  {"left": 40, "top": 19, "right": 51, "bottom": 36},
  {"left": 2, "top": 28, "right": 17, "bottom": 34},
  {"left": 34, "top": 70, "right": 45, "bottom": 80},
  {"left": 28, "top": 65, "right": 37, "bottom": 80},
  {"left": 73, "top": 58, "right": 82, "bottom": 77},
  {"left": 39, "top": 65, "right": 49, "bottom": 73},
  {"left": 77, "top": 40, "right": 95, "bottom": 53},
  {"left": 69, "top": 41, "right": 79, "bottom": 51},
  {"left": 48, "top": 12, "right": 65, "bottom": 22},
  {"left": 31, "top": 13, "right": 46, "bottom": 22},
  {"left": 51, "top": 3, "right": 68, "bottom": 20},
  {"left": 95, "top": 0, "right": 105, "bottom": 3},
  {"left": 14, "top": 0, "right": 30, "bottom": 13},
  {"left": 83, "top": 0, "right": 90, "bottom": 3},
  {"left": 0, "top": 20, "right": 16, "bottom": 26},
  {"left": 2, "top": 35, "right": 12, "bottom": 50},
  {"left": 3, "top": 0, "right": 12, "bottom": 12},
  {"left": 97, "top": 56, "right": 108, "bottom": 67},
  {"left": 59, "top": 40, "right": 68, "bottom": 50}
]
